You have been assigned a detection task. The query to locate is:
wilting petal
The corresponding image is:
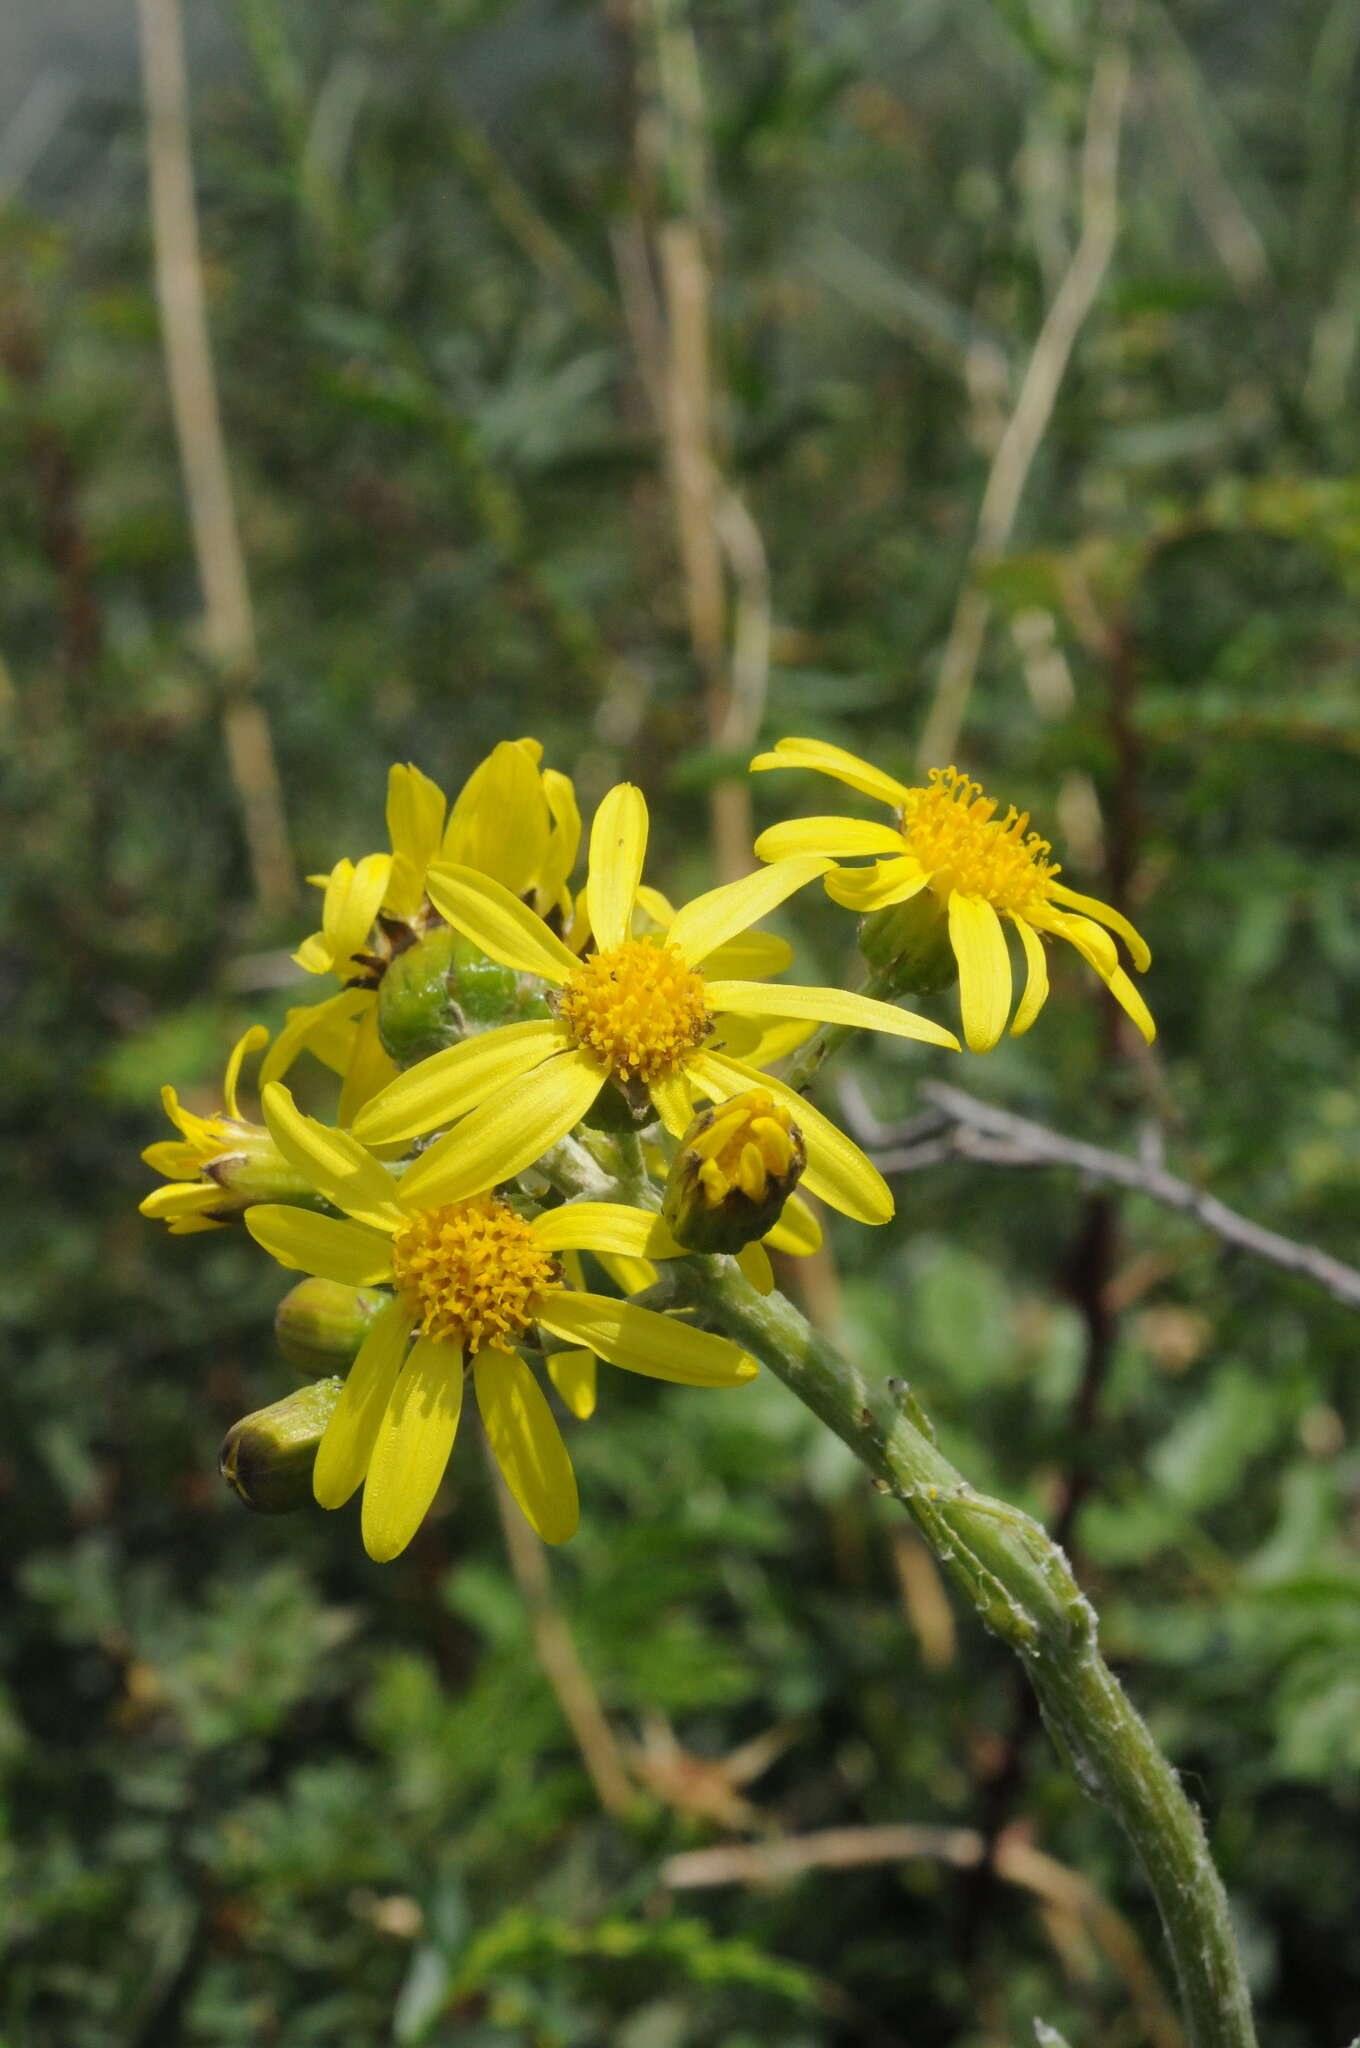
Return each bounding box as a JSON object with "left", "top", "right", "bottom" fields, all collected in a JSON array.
[
  {"left": 223, "top": 1025, "right": 269, "bottom": 1119},
  {"left": 476, "top": 1351, "right": 579, "bottom": 1544},
  {"left": 947, "top": 893, "right": 1013, "bottom": 1054},
  {"left": 362, "top": 1336, "right": 465, "bottom": 1561}
]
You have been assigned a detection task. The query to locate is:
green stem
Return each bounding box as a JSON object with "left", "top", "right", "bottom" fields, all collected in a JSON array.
[{"left": 672, "top": 1257, "right": 1256, "bottom": 2048}]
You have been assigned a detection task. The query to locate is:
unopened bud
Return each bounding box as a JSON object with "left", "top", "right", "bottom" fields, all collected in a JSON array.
[
  {"left": 219, "top": 1378, "right": 342, "bottom": 1514},
  {"left": 662, "top": 1090, "right": 805, "bottom": 1254},
  {"left": 378, "top": 927, "right": 550, "bottom": 1065},
  {"left": 858, "top": 891, "right": 958, "bottom": 996},
  {"left": 275, "top": 1278, "right": 388, "bottom": 1377}
]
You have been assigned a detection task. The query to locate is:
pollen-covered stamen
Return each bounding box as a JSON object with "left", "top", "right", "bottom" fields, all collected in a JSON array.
[
  {"left": 391, "top": 1195, "right": 561, "bottom": 1351},
  {"left": 557, "top": 938, "right": 713, "bottom": 1084},
  {"left": 903, "top": 766, "right": 1058, "bottom": 914}
]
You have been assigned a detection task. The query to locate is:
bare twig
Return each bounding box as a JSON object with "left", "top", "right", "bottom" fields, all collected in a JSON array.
[
  {"left": 663, "top": 1823, "right": 1182, "bottom": 2048},
  {"left": 842, "top": 1078, "right": 1360, "bottom": 1313},
  {"left": 484, "top": 1447, "right": 634, "bottom": 1816},
  {"left": 917, "top": 45, "right": 1130, "bottom": 771},
  {"left": 138, "top": 0, "right": 295, "bottom": 915}
]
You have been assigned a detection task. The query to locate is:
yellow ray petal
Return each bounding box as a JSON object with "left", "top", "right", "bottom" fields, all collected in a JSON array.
[
  {"left": 634, "top": 883, "right": 677, "bottom": 931},
  {"left": 1042, "top": 909, "right": 1119, "bottom": 978},
  {"left": 587, "top": 783, "right": 650, "bottom": 953},
  {"left": 530, "top": 1203, "right": 682, "bottom": 1259},
  {"left": 687, "top": 1049, "right": 893, "bottom": 1225},
  {"left": 1102, "top": 964, "right": 1157, "bottom": 1044},
  {"left": 293, "top": 931, "right": 334, "bottom": 976},
  {"left": 648, "top": 1067, "right": 696, "bottom": 1137},
  {"left": 259, "top": 988, "right": 373, "bottom": 1089},
  {"left": 665, "top": 856, "right": 831, "bottom": 967},
  {"left": 1009, "top": 916, "right": 1050, "bottom": 1037},
  {"left": 393, "top": 1050, "right": 605, "bottom": 1208},
  {"left": 753, "top": 816, "right": 907, "bottom": 863},
  {"left": 537, "top": 1291, "right": 757, "bottom": 1386},
  {"left": 538, "top": 768, "right": 581, "bottom": 918},
  {"left": 424, "top": 862, "right": 579, "bottom": 983},
  {"left": 385, "top": 763, "right": 447, "bottom": 919},
  {"left": 141, "top": 1139, "right": 203, "bottom": 1179},
  {"left": 312, "top": 1298, "right": 413, "bottom": 1509},
  {"left": 223, "top": 1025, "right": 269, "bottom": 1119},
  {"left": 824, "top": 858, "right": 930, "bottom": 913},
  {"left": 547, "top": 1349, "right": 597, "bottom": 1420},
  {"left": 361, "top": 1336, "right": 465, "bottom": 1561},
  {"left": 947, "top": 893, "right": 1013, "bottom": 1054},
  {"left": 749, "top": 736, "right": 911, "bottom": 808},
  {"left": 245, "top": 1205, "right": 394, "bottom": 1285},
  {"left": 139, "top": 1182, "right": 226, "bottom": 1221},
  {"left": 328, "top": 852, "right": 393, "bottom": 975},
  {"left": 1047, "top": 882, "right": 1151, "bottom": 971},
  {"left": 475, "top": 1351, "right": 579, "bottom": 1544},
  {"left": 261, "top": 1083, "right": 403, "bottom": 1229},
  {"left": 352, "top": 1019, "right": 568, "bottom": 1147},
  {"left": 444, "top": 740, "right": 549, "bottom": 898},
  {"left": 596, "top": 1250, "right": 658, "bottom": 1296},
  {"left": 762, "top": 1191, "right": 822, "bottom": 1256},
  {"left": 702, "top": 930, "right": 794, "bottom": 979},
  {"left": 337, "top": 1002, "right": 400, "bottom": 1128},
  {"left": 736, "top": 1241, "right": 775, "bottom": 1293},
  {"left": 706, "top": 979, "right": 958, "bottom": 1051}
]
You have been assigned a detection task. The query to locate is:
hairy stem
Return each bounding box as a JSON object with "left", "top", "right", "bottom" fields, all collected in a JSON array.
[{"left": 670, "top": 1257, "right": 1256, "bottom": 2048}]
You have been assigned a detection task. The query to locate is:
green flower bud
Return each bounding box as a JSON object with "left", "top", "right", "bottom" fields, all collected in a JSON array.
[
  {"left": 378, "top": 926, "right": 550, "bottom": 1065},
  {"left": 219, "top": 1378, "right": 342, "bottom": 1514},
  {"left": 858, "top": 891, "right": 958, "bottom": 996},
  {"left": 662, "top": 1090, "right": 806, "bottom": 1254},
  {"left": 274, "top": 1278, "right": 388, "bottom": 1378}
]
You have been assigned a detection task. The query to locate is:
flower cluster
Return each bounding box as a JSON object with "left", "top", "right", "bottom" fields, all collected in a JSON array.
[{"left": 143, "top": 734, "right": 1153, "bottom": 1558}]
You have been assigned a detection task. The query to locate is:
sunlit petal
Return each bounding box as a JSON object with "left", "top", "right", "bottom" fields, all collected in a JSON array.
[
  {"left": 824, "top": 859, "right": 930, "bottom": 913},
  {"left": 707, "top": 979, "right": 958, "bottom": 1052},
  {"left": 424, "top": 862, "right": 579, "bottom": 983},
  {"left": 476, "top": 1351, "right": 579, "bottom": 1544},
  {"left": 547, "top": 1348, "right": 597, "bottom": 1420},
  {"left": 261, "top": 1083, "right": 403, "bottom": 1229},
  {"left": 947, "top": 893, "right": 1013, "bottom": 1054},
  {"left": 393, "top": 1051, "right": 604, "bottom": 1208},
  {"left": 223, "top": 1025, "right": 269, "bottom": 1119},
  {"left": 1048, "top": 882, "right": 1151, "bottom": 971},
  {"left": 312, "top": 1299, "right": 413, "bottom": 1509},
  {"left": 587, "top": 783, "right": 650, "bottom": 953},
  {"left": 537, "top": 1292, "right": 758, "bottom": 1386},
  {"left": 361, "top": 1337, "right": 465, "bottom": 1561},
  {"left": 245, "top": 1205, "right": 393, "bottom": 1284},
  {"left": 666, "top": 856, "right": 830, "bottom": 966},
  {"left": 530, "top": 1203, "right": 682, "bottom": 1259},
  {"left": 352, "top": 1020, "right": 567, "bottom": 1147},
  {"left": 749, "top": 736, "right": 911, "bottom": 808},
  {"left": 753, "top": 816, "right": 906, "bottom": 863},
  {"left": 1009, "top": 917, "right": 1050, "bottom": 1037}
]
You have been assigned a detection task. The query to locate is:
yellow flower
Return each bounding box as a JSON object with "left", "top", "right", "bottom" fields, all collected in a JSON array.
[
  {"left": 244, "top": 1086, "right": 757, "bottom": 1559},
  {"left": 139, "top": 1026, "right": 314, "bottom": 1233},
  {"left": 751, "top": 737, "right": 1154, "bottom": 1054},
  {"left": 272, "top": 742, "right": 581, "bottom": 1116},
  {"left": 348, "top": 784, "right": 959, "bottom": 1227}
]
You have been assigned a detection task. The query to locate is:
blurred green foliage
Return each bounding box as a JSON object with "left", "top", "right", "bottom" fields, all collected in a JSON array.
[{"left": 2, "top": 0, "right": 1359, "bottom": 2042}]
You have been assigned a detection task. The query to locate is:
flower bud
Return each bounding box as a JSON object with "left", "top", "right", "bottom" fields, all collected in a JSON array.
[
  {"left": 275, "top": 1278, "right": 389, "bottom": 1378},
  {"left": 662, "top": 1090, "right": 805, "bottom": 1254},
  {"left": 378, "top": 926, "right": 550, "bottom": 1065},
  {"left": 219, "top": 1378, "right": 342, "bottom": 1513},
  {"left": 858, "top": 891, "right": 958, "bottom": 996}
]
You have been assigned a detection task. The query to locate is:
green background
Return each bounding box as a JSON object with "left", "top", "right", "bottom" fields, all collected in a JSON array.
[{"left": 3, "top": 1, "right": 1359, "bottom": 2041}]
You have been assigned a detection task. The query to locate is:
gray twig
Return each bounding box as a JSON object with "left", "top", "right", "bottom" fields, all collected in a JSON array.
[{"left": 841, "top": 1077, "right": 1360, "bottom": 1314}]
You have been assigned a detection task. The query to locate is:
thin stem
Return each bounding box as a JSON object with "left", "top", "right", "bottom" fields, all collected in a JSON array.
[{"left": 669, "top": 1258, "right": 1256, "bottom": 2048}]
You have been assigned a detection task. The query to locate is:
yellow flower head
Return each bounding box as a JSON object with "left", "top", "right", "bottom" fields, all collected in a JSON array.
[
  {"left": 272, "top": 742, "right": 581, "bottom": 1115},
  {"left": 140, "top": 1026, "right": 312, "bottom": 1233},
  {"left": 751, "top": 736, "right": 1154, "bottom": 1055},
  {"left": 243, "top": 1084, "right": 757, "bottom": 1560},
  {"left": 348, "top": 782, "right": 959, "bottom": 1229}
]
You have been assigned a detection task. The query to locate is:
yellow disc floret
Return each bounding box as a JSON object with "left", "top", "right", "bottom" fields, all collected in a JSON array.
[
  {"left": 557, "top": 939, "right": 713, "bottom": 1084},
  {"left": 391, "top": 1195, "right": 561, "bottom": 1351},
  {"left": 904, "top": 767, "right": 1058, "bottom": 915}
]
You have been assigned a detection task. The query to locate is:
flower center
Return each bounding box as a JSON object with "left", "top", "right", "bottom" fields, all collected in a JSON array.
[
  {"left": 390, "top": 1195, "right": 560, "bottom": 1351},
  {"left": 557, "top": 939, "right": 713, "bottom": 1084},
  {"left": 903, "top": 767, "right": 1058, "bottom": 914},
  {"left": 686, "top": 1090, "right": 801, "bottom": 1208}
]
